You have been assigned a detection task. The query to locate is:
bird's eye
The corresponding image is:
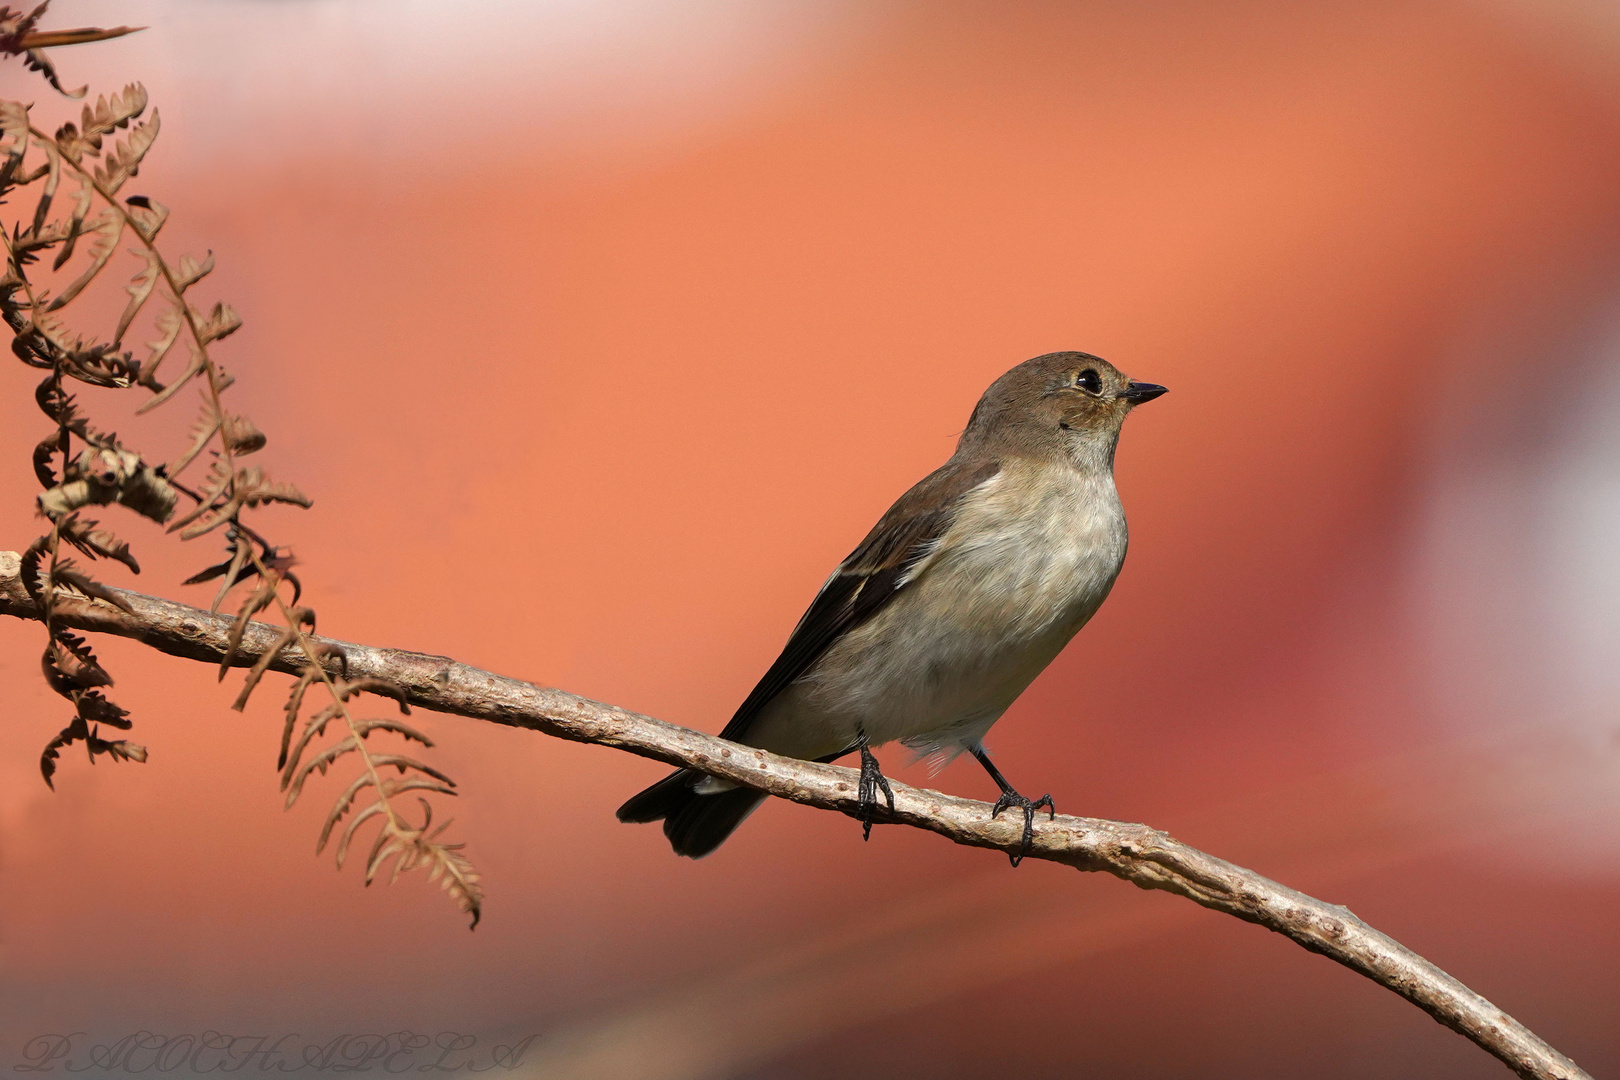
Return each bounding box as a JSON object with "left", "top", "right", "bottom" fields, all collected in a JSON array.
[{"left": 1075, "top": 369, "right": 1101, "bottom": 394}]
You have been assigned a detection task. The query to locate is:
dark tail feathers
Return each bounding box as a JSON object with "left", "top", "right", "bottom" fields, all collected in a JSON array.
[{"left": 616, "top": 768, "right": 767, "bottom": 858}]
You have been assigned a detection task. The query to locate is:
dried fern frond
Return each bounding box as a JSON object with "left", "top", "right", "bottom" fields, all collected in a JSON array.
[
  {"left": 21, "top": 523, "right": 147, "bottom": 788},
  {"left": 91, "top": 110, "right": 157, "bottom": 193},
  {"left": 48, "top": 180, "right": 92, "bottom": 269},
  {"left": 170, "top": 396, "right": 268, "bottom": 478},
  {"left": 172, "top": 250, "right": 213, "bottom": 292},
  {"left": 4, "top": 52, "right": 482, "bottom": 926},
  {"left": 169, "top": 463, "right": 309, "bottom": 541},
  {"left": 46, "top": 206, "right": 120, "bottom": 308},
  {"left": 123, "top": 194, "right": 167, "bottom": 242},
  {"left": 214, "top": 550, "right": 478, "bottom": 928},
  {"left": 114, "top": 246, "right": 161, "bottom": 343},
  {"left": 0, "top": 83, "right": 194, "bottom": 801},
  {"left": 74, "top": 688, "right": 130, "bottom": 728},
  {"left": 182, "top": 527, "right": 259, "bottom": 612},
  {"left": 263, "top": 596, "right": 479, "bottom": 928},
  {"left": 221, "top": 576, "right": 279, "bottom": 675},
  {"left": 58, "top": 84, "right": 148, "bottom": 152},
  {"left": 360, "top": 799, "right": 483, "bottom": 928},
  {"left": 40, "top": 717, "right": 146, "bottom": 789},
  {"left": 231, "top": 600, "right": 311, "bottom": 697},
  {"left": 58, "top": 515, "right": 139, "bottom": 573},
  {"left": 0, "top": 6, "right": 143, "bottom": 99},
  {"left": 139, "top": 301, "right": 184, "bottom": 389}
]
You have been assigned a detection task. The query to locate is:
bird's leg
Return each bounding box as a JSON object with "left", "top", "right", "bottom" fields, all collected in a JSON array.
[
  {"left": 855, "top": 729, "right": 894, "bottom": 841},
  {"left": 971, "top": 745, "right": 1054, "bottom": 867}
]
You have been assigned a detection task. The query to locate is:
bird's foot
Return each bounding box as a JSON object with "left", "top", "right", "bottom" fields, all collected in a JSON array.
[
  {"left": 856, "top": 735, "right": 894, "bottom": 841},
  {"left": 989, "top": 789, "right": 1055, "bottom": 867}
]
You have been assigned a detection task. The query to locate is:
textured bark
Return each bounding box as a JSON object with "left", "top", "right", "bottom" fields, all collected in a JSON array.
[{"left": 0, "top": 550, "right": 1591, "bottom": 1080}]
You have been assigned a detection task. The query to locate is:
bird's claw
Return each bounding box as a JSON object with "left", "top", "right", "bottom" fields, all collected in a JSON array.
[
  {"left": 856, "top": 737, "right": 894, "bottom": 841},
  {"left": 990, "top": 790, "right": 1055, "bottom": 866}
]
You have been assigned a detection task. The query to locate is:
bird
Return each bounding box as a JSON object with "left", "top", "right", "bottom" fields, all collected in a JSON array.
[{"left": 618, "top": 351, "right": 1166, "bottom": 862}]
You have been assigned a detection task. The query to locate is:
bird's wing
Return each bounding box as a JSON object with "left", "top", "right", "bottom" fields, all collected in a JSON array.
[{"left": 718, "top": 457, "right": 1002, "bottom": 744}]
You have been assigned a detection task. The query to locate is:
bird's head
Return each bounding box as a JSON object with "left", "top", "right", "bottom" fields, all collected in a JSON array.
[{"left": 961, "top": 351, "right": 1166, "bottom": 469}]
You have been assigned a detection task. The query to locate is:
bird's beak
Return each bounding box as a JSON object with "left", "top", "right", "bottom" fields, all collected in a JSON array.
[{"left": 1121, "top": 381, "right": 1168, "bottom": 405}]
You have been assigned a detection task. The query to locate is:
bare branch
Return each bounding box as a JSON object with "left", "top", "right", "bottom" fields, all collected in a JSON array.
[{"left": 0, "top": 549, "right": 1591, "bottom": 1080}]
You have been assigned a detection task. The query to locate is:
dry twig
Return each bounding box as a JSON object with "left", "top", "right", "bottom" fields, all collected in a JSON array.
[{"left": 0, "top": 553, "right": 1590, "bottom": 1080}]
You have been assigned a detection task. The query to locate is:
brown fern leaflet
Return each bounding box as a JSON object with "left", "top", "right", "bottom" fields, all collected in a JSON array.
[{"left": 0, "top": 9, "right": 481, "bottom": 927}]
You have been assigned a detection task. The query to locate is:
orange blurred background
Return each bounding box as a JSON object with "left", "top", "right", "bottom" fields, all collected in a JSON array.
[{"left": 3, "top": 1, "right": 1620, "bottom": 1076}]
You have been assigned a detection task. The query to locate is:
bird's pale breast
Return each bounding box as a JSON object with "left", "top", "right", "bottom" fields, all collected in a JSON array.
[{"left": 746, "top": 461, "right": 1128, "bottom": 762}]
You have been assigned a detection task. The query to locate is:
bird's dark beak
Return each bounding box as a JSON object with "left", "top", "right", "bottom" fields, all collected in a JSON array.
[{"left": 1121, "top": 381, "right": 1168, "bottom": 405}]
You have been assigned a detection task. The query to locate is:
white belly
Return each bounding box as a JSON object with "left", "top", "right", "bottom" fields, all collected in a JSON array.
[{"left": 745, "top": 464, "right": 1128, "bottom": 763}]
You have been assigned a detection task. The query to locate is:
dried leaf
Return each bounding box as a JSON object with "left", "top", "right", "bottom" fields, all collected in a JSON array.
[
  {"left": 221, "top": 414, "right": 265, "bottom": 455},
  {"left": 49, "top": 179, "right": 93, "bottom": 270},
  {"left": 336, "top": 676, "right": 407, "bottom": 712},
  {"left": 30, "top": 141, "right": 59, "bottom": 237},
  {"left": 32, "top": 432, "right": 60, "bottom": 487},
  {"left": 39, "top": 720, "right": 76, "bottom": 789},
  {"left": 365, "top": 834, "right": 405, "bottom": 886},
  {"left": 426, "top": 842, "right": 482, "bottom": 930},
  {"left": 232, "top": 623, "right": 297, "bottom": 711},
  {"left": 167, "top": 458, "right": 231, "bottom": 532},
  {"left": 278, "top": 667, "right": 321, "bottom": 771},
  {"left": 94, "top": 110, "right": 158, "bottom": 193},
  {"left": 33, "top": 376, "right": 75, "bottom": 425},
  {"left": 17, "top": 24, "right": 144, "bottom": 52},
  {"left": 35, "top": 711, "right": 145, "bottom": 788},
  {"left": 138, "top": 300, "right": 183, "bottom": 391},
  {"left": 236, "top": 467, "right": 311, "bottom": 513},
  {"left": 137, "top": 338, "right": 204, "bottom": 413},
  {"left": 365, "top": 754, "right": 455, "bottom": 787},
  {"left": 176, "top": 497, "right": 242, "bottom": 540},
  {"left": 221, "top": 579, "right": 276, "bottom": 673},
  {"left": 59, "top": 514, "right": 140, "bottom": 573},
  {"left": 181, "top": 557, "right": 230, "bottom": 586},
  {"left": 0, "top": 100, "right": 31, "bottom": 187},
  {"left": 351, "top": 717, "right": 432, "bottom": 745},
  {"left": 360, "top": 798, "right": 483, "bottom": 928},
  {"left": 63, "top": 342, "right": 138, "bottom": 387},
  {"left": 54, "top": 564, "right": 134, "bottom": 613},
  {"left": 332, "top": 801, "right": 387, "bottom": 864},
  {"left": 123, "top": 194, "right": 167, "bottom": 241},
  {"left": 113, "top": 246, "right": 160, "bottom": 343},
  {"left": 75, "top": 689, "right": 130, "bottom": 728},
  {"left": 45, "top": 208, "right": 121, "bottom": 310},
  {"left": 19, "top": 535, "right": 49, "bottom": 609},
  {"left": 49, "top": 631, "right": 110, "bottom": 687},
  {"left": 28, "top": 305, "right": 78, "bottom": 355},
  {"left": 286, "top": 736, "right": 360, "bottom": 806},
  {"left": 193, "top": 300, "right": 241, "bottom": 344},
  {"left": 74, "top": 84, "right": 148, "bottom": 149},
  {"left": 173, "top": 250, "right": 213, "bottom": 291},
  {"left": 210, "top": 534, "right": 253, "bottom": 614},
  {"left": 93, "top": 737, "right": 146, "bottom": 764},
  {"left": 168, "top": 396, "right": 220, "bottom": 476},
  {"left": 378, "top": 777, "right": 458, "bottom": 802},
  {"left": 230, "top": 604, "right": 312, "bottom": 705},
  {"left": 281, "top": 701, "right": 343, "bottom": 792},
  {"left": 20, "top": 47, "right": 84, "bottom": 99}
]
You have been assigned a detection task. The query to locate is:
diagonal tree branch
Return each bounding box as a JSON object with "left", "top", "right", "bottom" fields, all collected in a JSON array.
[{"left": 0, "top": 549, "right": 1591, "bottom": 1080}]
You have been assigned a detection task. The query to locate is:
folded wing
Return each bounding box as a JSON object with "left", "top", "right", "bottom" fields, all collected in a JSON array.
[{"left": 719, "top": 457, "right": 1002, "bottom": 745}]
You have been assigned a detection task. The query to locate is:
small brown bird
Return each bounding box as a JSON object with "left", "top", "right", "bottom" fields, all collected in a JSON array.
[{"left": 619, "top": 351, "right": 1166, "bottom": 861}]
